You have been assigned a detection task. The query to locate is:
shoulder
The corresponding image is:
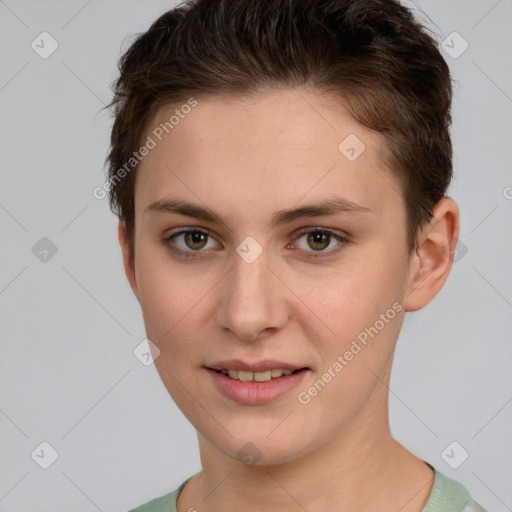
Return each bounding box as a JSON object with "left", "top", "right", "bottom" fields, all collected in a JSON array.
[
  {"left": 423, "top": 467, "right": 487, "bottom": 512},
  {"left": 127, "top": 479, "right": 188, "bottom": 512}
]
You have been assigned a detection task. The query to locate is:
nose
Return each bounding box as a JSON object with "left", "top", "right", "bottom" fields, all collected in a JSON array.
[{"left": 217, "top": 248, "right": 289, "bottom": 342}]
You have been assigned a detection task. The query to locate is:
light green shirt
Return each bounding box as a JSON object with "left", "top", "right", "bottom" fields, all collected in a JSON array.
[{"left": 128, "top": 465, "right": 487, "bottom": 512}]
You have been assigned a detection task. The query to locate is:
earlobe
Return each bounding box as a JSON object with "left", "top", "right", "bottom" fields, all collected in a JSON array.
[
  {"left": 117, "top": 219, "right": 140, "bottom": 301},
  {"left": 403, "top": 198, "right": 459, "bottom": 312}
]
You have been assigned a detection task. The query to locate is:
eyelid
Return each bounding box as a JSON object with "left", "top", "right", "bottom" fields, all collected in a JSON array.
[{"left": 164, "top": 226, "right": 217, "bottom": 242}]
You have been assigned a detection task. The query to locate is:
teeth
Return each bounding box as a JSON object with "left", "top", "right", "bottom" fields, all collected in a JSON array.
[
  {"left": 254, "top": 370, "right": 271, "bottom": 382},
  {"left": 238, "top": 370, "right": 253, "bottom": 382},
  {"left": 218, "top": 368, "right": 299, "bottom": 382}
]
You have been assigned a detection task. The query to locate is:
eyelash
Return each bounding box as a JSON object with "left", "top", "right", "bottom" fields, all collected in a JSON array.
[{"left": 161, "top": 227, "right": 348, "bottom": 260}]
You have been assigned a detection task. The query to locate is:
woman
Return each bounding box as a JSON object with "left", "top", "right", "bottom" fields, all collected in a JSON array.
[{"left": 106, "top": 0, "right": 487, "bottom": 510}]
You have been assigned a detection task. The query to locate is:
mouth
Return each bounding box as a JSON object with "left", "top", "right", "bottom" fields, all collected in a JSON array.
[
  {"left": 212, "top": 368, "right": 305, "bottom": 383},
  {"left": 205, "top": 362, "right": 310, "bottom": 405}
]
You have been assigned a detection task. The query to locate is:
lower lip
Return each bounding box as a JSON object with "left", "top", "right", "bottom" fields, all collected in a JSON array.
[{"left": 207, "top": 368, "right": 309, "bottom": 405}]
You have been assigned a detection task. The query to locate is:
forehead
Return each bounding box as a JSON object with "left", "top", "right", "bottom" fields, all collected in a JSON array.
[
  {"left": 147, "top": 89, "right": 384, "bottom": 157},
  {"left": 135, "top": 88, "right": 403, "bottom": 223}
]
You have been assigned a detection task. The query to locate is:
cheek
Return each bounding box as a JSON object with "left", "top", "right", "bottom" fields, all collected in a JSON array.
[
  {"left": 136, "top": 260, "right": 208, "bottom": 408},
  {"left": 293, "top": 267, "right": 405, "bottom": 424},
  {"left": 292, "top": 250, "right": 407, "bottom": 390},
  {"left": 298, "top": 255, "right": 405, "bottom": 333},
  {"left": 135, "top": 254, "right": 204, "bottom": 353}
]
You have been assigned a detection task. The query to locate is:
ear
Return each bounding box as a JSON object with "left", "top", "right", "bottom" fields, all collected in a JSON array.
[
  {"left": 403, "top": 197, "right": 460, "bottom": 312},
  {"left": 117, "top": 219, "right": 140, "bottom": 302}
]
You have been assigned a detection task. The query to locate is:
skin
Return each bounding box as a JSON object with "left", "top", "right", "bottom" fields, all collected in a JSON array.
[{"left": 118, "top": 88, "right": 459, "bottom": 512}]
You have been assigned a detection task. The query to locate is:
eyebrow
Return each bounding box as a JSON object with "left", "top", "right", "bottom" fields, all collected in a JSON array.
[{"left": 144, "top": 197, "right": 372, "bottom": 228}]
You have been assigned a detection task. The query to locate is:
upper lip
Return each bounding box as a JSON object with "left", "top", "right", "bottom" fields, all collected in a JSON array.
[{"left": 206, "top": 359, "right": 308, "bottom": 372}]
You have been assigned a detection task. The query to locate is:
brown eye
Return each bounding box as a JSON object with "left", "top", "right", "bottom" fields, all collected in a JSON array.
[
  {"left": 183, "top": 231, "right": 208, "bottom": 250},
  {"left": 163, "top": 229, "right": 219, "bottom": 257},
  {"left": 307, "top": 231, "right": 331, "bottom": 251},
  {"left": 291, "top": 228, "right": 347, "bottom": 259}
]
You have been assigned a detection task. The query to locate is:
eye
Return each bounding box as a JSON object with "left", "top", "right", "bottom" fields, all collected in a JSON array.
[
  {"left": 163, "top": 228, "right": 220, "bottom": 257},
  {"left": 162, "top": 227, "right": 347, "bottom": 260},
  {"left": 290, "top": 228, "right": 346, "bottom": 258}
]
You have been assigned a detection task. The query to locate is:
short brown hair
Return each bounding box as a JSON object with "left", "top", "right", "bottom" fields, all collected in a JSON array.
[{"left": 106, "top": 0, "right": 453, "bottom": 263}]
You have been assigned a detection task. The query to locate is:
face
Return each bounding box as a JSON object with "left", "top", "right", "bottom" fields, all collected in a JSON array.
[{"left": 121, "top": 88, "right": 419, "bottom": 465}]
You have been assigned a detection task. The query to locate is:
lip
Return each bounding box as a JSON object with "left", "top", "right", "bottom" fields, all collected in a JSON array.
[
  {"left": 206, "top": 367, "right": 310, "bottom": 405},
  {"left": 207, "top": 359, "right": 307, "bottom": 372}
]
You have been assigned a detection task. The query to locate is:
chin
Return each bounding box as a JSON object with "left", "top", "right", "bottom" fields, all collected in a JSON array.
[{"left": 210, "top": 431, "right": 310, "bottom": 468}]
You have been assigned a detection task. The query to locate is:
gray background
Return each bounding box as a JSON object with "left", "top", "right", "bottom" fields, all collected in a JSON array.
[{"left": 0, "top": 0, "right": 511, "bottom": 511}]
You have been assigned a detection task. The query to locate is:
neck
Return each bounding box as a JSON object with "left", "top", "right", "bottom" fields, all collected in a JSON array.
[{"left": 178, "top": 401, "right": 434, "bottom": 512}]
